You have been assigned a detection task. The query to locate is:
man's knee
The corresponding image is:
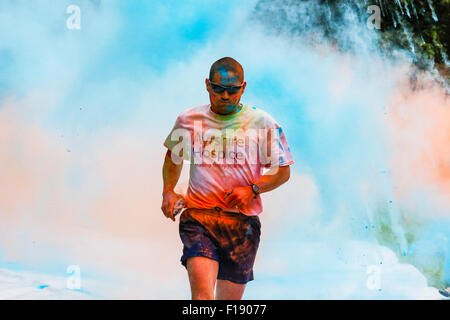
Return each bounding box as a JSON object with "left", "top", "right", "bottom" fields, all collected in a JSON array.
[
  {"left": 215, "top": 279, "right": 246, "bottom": 300},
  {"left": 192, "top": 292, "right": 214, "bottom": 300}
]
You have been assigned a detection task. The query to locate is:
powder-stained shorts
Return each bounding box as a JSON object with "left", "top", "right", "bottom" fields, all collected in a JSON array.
[{"left": 179, "top": 207, "right": 261, "bottom": 284}]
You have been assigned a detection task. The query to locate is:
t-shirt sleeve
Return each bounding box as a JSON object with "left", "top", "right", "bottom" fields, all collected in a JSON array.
[
  {"left": 260, "top": 115, "right": 294, "bottom": 168},
  {"left": 163, "top": 115, "right": 191, "bottom": 163}
]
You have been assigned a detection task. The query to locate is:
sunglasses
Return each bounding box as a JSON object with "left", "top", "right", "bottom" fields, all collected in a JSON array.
[{"left": 209, "top": 80, "right": 244, "bottom": 94}]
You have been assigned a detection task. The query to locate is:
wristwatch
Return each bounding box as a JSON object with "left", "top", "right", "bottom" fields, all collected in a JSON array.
[{"left": 250, "top": 184, "right": 260, "bottom": 198}]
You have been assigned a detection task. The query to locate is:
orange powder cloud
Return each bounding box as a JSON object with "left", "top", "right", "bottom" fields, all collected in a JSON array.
[{"left": 386, "top": 72, "right": 450, "bottom": 215}]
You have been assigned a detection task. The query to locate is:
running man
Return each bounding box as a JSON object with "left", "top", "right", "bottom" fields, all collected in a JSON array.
[{"left": 161, "top": 57, "right": 294, "bottom": 300}]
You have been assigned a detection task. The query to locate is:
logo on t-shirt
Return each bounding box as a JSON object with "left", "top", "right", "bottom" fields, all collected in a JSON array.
[{"left": 170, "top": 120, "right": 283, "bottom": 169}]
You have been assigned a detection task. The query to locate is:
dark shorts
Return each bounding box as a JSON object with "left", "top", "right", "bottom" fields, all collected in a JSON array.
[{"left": 179, "top": 207, "right": 261, "bottom": 284}]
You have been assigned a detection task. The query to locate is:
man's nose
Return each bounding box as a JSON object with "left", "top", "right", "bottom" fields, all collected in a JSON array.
[{"left": 221, "top": 90, "right": 230, "bottom": 100}]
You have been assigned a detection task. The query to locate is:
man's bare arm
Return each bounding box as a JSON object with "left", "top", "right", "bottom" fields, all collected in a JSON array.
[
  {"left": 255, "top": 165, "right": 290, "bottom": 194},
  {"left": 163, "top": 149, "right": 183, "bottom": 192},
  {"left": 161, "top": 149, "right": 184, "bottom": 221},
  {"left": 224, "top": 166, "right": 291, "bottom": 208}
]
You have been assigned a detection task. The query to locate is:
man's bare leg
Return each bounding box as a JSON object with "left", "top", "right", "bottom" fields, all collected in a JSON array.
[
  {"left": 186, "top": 256, "right": 219, "bottom": 300},
  {"left": 215, "top": 279, "right": 246, "bottom": 300}
]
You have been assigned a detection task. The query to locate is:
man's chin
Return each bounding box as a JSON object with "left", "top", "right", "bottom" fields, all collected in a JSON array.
[
  {"left": 210, "top": 101, "right": 240, "bottom": 114},
  {"left": 218, "top": 104, "right": 237, "bottom": 112}
]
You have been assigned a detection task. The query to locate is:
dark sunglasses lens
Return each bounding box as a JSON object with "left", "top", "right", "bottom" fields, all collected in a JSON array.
[
  {"left": 211, "top": 83, "right": 225, "bottom": 93},
  {"left": 226, "top": 87, "right": 241, "bottom": 94}
]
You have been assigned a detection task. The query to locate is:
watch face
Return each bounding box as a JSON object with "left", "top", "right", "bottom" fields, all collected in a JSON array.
[{"left": 252, "top": 184, "right": 260, "bottom": 194}]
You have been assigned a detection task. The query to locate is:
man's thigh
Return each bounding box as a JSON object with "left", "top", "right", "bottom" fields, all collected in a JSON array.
[{"left": 186, "top": 256, "right": 219, "bottom": 299}]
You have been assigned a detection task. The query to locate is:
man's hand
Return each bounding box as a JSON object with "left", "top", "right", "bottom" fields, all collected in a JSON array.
[
  {"left": 224, "top": 186, "right": 255, "bottom": 209},
  {"left": 161, "top": 190, "right": 184, "bottom": 222},
  {"left": 224, "top": 166, "right": 291, "bottom": 210}
]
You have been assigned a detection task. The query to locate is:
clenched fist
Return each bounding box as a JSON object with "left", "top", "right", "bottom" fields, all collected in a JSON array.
[
  {"left": 161, "top": 190, "right": 185, "bottom": 222},
  {"left": 224, "top": 186, "right": 255, "bottom": 210}
]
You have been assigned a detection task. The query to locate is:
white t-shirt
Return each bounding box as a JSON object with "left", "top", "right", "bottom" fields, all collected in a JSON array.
[{"left": 164, "top": 103, "right": 294, "bottom": 216}]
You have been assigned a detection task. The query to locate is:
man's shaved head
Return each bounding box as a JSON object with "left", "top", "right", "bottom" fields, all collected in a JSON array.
[{"left": 209, "top": 57, "right": 244, "bottom": 83}]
